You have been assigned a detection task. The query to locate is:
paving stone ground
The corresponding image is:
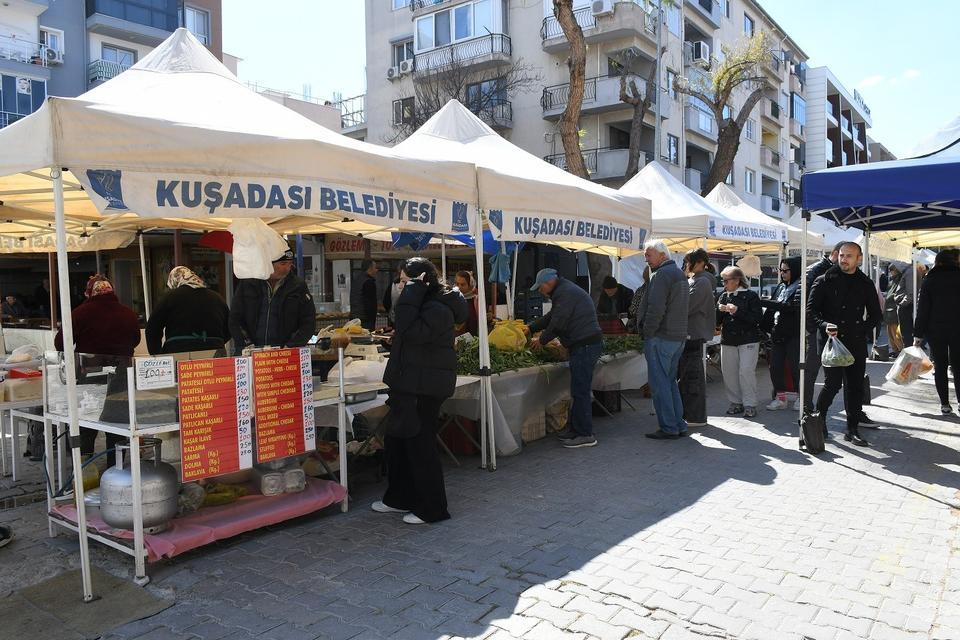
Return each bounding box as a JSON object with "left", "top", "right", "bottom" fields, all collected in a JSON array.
[{"left": 2, "top": 359, "right": 959, "bottom": 640}]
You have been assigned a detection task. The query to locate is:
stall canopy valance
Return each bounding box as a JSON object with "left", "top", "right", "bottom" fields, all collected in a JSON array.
[{"left": 705, "top": 184, "right": 824, "bottom": 253}]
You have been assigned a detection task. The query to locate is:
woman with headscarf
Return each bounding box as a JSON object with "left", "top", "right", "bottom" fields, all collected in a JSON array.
[
  {"left": 146, "top": 266, "right": 230, "bottom": 354},
  {"left": 761, "top": 257, "right": 803, "bottom": 411},
  {"left": 717, "top": 266, "right": 763, "bottom": 418}
]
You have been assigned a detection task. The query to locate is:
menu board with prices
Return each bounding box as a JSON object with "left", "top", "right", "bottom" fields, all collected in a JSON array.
[
  {"left": 252, "top": 347, "right": 315, "bottom": 464},
  {"left": 178, "top": 357, "right": 253, "bottom": 482}
]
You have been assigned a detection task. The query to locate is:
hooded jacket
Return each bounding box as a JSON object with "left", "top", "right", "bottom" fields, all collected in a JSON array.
[
  {"left": 808, "top": 266, "right": 882, "bottom": 342},
  {"left": 383, "top": 282, "right": 468, "bottom": 399},
  {"left": 686, "top": 271, "right": 717, "bottom": 341},
  {"left": 915, "top": 263, "right": 960, "bottom": 342},
  {"left": 762, "top": 256, "right": 802, "bottom": 343},
  {"left": 54, "top": 293, "right": 140, "bottom": 357},
  {"left": 229, "top": 274, "right": 315, "bottom": 354},
  {"left": 639, "top": 260, "right": 689, "bottom": 342}
]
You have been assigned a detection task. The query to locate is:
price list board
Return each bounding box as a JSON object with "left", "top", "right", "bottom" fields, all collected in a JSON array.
[
  {"left": 177, "top": 357, "right": 253, "bottom": 482},
  {"left": 252, "top": 347, "right": 315, "bottom": 464}
]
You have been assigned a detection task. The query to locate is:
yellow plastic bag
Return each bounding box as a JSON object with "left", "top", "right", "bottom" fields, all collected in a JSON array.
[{"left": 489, "top": 320, "right": 527, "bottom": 352}]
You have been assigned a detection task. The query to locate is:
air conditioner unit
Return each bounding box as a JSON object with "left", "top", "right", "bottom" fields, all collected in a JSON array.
[
  {"left": 398, "top": 59, "right": 414, "bottom": 74},
  {"left": 692, "top": 41, "right": 710, "bottom": 65},
  {"left": 44, "top": 48, "right": 63, "bottom": 65},
  {"left": 387, "top": 66, "right": 399, "bottom": 80},
  {"left": 592, "top": 0, "right": 613, "bottom": 17}
]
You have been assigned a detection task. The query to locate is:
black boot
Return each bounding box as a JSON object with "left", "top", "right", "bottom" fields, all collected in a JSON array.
[{"left": 844, "top": 428, "right": 869, "bottom": 447}]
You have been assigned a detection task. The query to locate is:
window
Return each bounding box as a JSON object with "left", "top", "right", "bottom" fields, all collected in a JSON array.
[
  {"left": 415, "top": 0, "right": 495, "bottom": 52},
  {"left": 667, "top": 134, "right": 679, "bottom": 165},
  {"left": 182, "top": 6, "right": 210, "bottom": 45},
  {"left": 102, "top": 44, "right": 136, "bottom": 67},
  {"left": 790, "top": 93, "right": 806, "bottom": 125},
  {"left": 745, "top": 118, "right": 756, "bottom": 141},
  {"left": 1, "top": 74, "right": 46, "bottom": 118},
  {"left": 722, "top": 105, "right": 732, "bottom": 121},
  {"left": 666, "top": 4, "right": 681, "bottom": 36},
  {"left": 690, "top": 97, "right": 713, "bottom": 133},
  {"left": 39, "top": 27, "right": 63, "bottom": 54},
  {"left": 393, "top": 0, "right": 411, "bottom": 9},
  {"left": 720, "top": 0, "right": 731, "bottom": 18},
  {"left": 392, "top": 39, "right": 415, "bottom": 67},
  {"left": 745, "top": 169, "right": 756, "bottom": 194},
  {"left": 393, "top": 97, "right": 415, "bottom": 126},
  {"left": 466, "top": 77, "right": 506, "bottom": 110},
  {"left": 725, "top": 170, "right": 734, "bottom": 186},
  {"left": 667, "top": 69, "right": 677, "bottom": 100},
  {"left": 744, "top": 14, "right": 755, "bottom": 37}
]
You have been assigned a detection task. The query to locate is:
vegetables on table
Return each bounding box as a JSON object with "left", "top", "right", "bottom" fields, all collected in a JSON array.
[{"left": 456, "top": 334, "right": 643, "bottom": 375}]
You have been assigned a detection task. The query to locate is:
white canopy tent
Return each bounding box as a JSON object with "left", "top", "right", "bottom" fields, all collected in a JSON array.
[
  {"left": 705, "top": 184, "right": 825, "bottom": 254},
  {"left": 0, "top": 29, "right": 487, "bottom": 600}
]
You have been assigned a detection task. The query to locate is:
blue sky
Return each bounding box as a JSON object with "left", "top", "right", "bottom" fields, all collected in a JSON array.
[{"left": 223, "top": 0, "right": 955, "bottom": 157}]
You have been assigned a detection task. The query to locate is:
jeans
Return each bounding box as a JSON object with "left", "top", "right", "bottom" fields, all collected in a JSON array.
[
  {"left": 769, "top": 338, "right": 801, "bottom": 395},
  {"left": 721, "top": 343, "right": 760, "bottom": 407},
  {"left": 816, "top": 336, "right": 867, "bottom": 432},
  {"left": 645, "top": 337, "right": 686, "bottom": 434},
  {"left": 569, "top": 341, "right": 603, "bottom": 437},
  {"left": 929, "top": 334, "right": 960, "bottom": 406},
  {"left": 678, "top": 339, "right": 706, "bottom": 424}
]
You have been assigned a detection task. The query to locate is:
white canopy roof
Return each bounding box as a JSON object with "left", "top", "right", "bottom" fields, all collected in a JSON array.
[
  {"left": 705, "top": 184, "right": 824, "bottom": 252},
  {"left": 620, "top": 162, "right": 785, "bottom": 253},
  {"left": 0, "top": 29, "right": 479, "bottom": 236},
  {"left": 392, "top": 100, "right": 652, "bottom": 255}
]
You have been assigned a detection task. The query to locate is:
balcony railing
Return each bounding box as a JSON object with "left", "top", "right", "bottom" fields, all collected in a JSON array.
[
  {"left": 541, "top": 74, "right": 653, "bottom": 113},
  {"left": 761, "top": 146, "right": 782, "bottom": 170},
  {"left": 545, "top": 148, "right": 599, "bottom": 174},
  {"left": 0, "top": 111, "right": 27, "bottom": 129},
  {"left": 541, "top": 5, "right": 596, "bottom": 40},
  {"left": 336, "top": 94, "right": 366, "bottom": 130},
  {"left": 684, "top": 104, "right": 716, "bottom": 139},
  {"left": 410, "top": 0, "right": 453, "bottom": 10},
  {"left": 413, "top": 34, "right": 511, "bottom": 73},
  {"left": 0, "top": 34, "right": 48, "bottom": 67},
  {"left": 472, "top": 101, "right": 512, "bottom": 128},
  {"left": 761, "top": 195, "right": 781, "bottom": 215},
  {"left": 543, "top": 146, "right": 644, "bottom": 180},
  {"left": 88, "top": 59, "right": 130, "bottom": 84}
]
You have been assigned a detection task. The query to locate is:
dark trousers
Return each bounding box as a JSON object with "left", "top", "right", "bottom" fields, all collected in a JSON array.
[
  {"left": 678, "top": 339, "right": 706, "bottom": 424},
  {"left": 383, "top": 395, "right": 449, "bottom": 523},
  {"left": 898, "top": 304, "right": 914, "bottom": 347},
  {"left": 803, "top": 331, "right": 822, "bottom": 410},
  {"left": 569, "top": 341, "right": 603, "bottom": 437},
  {"left": 816, "top": 337, "right": 867, "bottom": 433},
  {"left": 929, "top": 335, "right": 960, "bottom": 406},
  {"left": 770, "top": 338, "right": 801, "bottom": 395}
]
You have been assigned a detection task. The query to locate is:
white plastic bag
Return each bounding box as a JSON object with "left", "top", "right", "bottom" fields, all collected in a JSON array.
[
  {"left": 821, "top": 336, "right": 855, "bottom": 367},
  {"left": 228, "top": 219, "right": 290, "bottom": 280},
  {"left": 5, "top": 345, "right": 40, "bottom": 364},
  {"left": 885, "top": 346, "right": 933, "bottom": 386}
]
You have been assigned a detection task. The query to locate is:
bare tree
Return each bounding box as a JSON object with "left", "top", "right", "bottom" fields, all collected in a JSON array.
[
  {"left": 553, "top": 0, "right": 589, "bottom": 180},
  {"left": 616, "top": 46, "right": 667, "bottom": 179},
  {"left": 675, "top": 32, "right": 776, "bottom": 196}
]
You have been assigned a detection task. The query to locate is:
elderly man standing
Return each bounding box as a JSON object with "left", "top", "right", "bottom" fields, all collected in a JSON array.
[
  {"left": 527, "top": 268, "right": 603, "bottom": 449},
  {"left": 640, "top": 240, "right": 689, "bottom": 440}
]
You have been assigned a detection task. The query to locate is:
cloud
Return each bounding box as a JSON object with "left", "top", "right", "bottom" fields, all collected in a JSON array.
[
  {"left": 903, "top": 69, "right": 922, "bottom": 80},
  {"left": 857, "top": 69, "right": 922, "bottom": 90},
  {"left": 857, "top": 75, "right": 885, "bottom": 90}
]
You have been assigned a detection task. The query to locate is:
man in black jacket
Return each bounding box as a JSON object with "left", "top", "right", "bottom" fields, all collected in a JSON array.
[
  {"left": 229, "top": 250, "right": 316, "bottom": 354},
  {"left": 351, "top": 258, "right": 379, "bottom": 331},
  {"left": 808, "top": 242, "right": 882, "bottom": 446}
]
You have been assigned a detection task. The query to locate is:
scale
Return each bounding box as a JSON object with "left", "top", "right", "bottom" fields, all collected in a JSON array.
[{"left": 344, "top": 343, "right": 383, "bottom": 360}]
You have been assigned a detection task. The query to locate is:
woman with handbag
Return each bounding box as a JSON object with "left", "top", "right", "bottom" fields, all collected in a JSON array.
[
  {"left": 717, "top": 266, "right": 764, "bottom": 418},
  {"left": 761, "top": 257, "right": 802, "bottom": 411},
  {"left": 373, "top": 258, "right": 467, "bottom": 525}
]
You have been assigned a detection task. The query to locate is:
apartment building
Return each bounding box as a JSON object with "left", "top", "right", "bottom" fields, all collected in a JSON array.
[
  {"left": 804, "top": 66, "right": 873, "bottom": 172},
  {"left": 362, "top": 0, "right": 816, "bottom": 221},
  {"left": 0, "top": 0, "right": 222, "bottom": 130}
]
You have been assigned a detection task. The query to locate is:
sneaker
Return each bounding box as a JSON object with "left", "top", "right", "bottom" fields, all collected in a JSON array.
[
  {"left": 766, "top": 399, "right": 789, "bottom": 411},
  {"left": 744, "top": 407, "right": 758, "bottom": 418},
  {"left": 859, "top": 413, "right": 879, "bottom": 428},
  {"left": 645, "top": 430, "right": 680, "bottom": 440},
  {"left": 555, "top": 428, "right": 577, "bottom": 441},
  {"left": 371, "top": 501, "right": 408, "bottom": 514},
  {"left": 403, "top": 513, "right": 426, "bottom": 525},
  {"left": 726, "top": 404, "right": 745, "bottom": 415},
  {"left": 942, "top": 405, "right": 953, "bottom": 415},
  {"left": 0, "top": 525, "right": 11, "bottom": 548},
  {"left": 562, "top": 435, "right": 598, "bottom": 449}
]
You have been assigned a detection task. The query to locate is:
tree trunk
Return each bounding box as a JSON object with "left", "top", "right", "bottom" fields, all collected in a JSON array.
[
  {"left": 625, "top": 102, "right": 646, "bottom": 178},
  {"left": 554, "top": 0, "right": 589, "bottom": 180},
  {"left": 701, "top": 122, "right": 742, "bottom": 197}
]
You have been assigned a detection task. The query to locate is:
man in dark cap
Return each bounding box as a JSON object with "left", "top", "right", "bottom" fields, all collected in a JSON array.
[
  {"left": 229, "top": 249, "right": 316, "bottom": 354},
  {"left": 596, "top": 275, "right": 634, "bottom": 317}
]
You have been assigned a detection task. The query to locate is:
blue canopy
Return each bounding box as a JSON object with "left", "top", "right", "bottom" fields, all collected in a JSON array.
[
  {"left": 801, "top": 130, "right": 960, "bottom": 232},
  {"left": 391, "top": 231, "right": 521, "bottom": 254}
]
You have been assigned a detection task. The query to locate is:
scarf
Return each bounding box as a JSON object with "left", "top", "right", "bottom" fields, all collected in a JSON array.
[{"left": 167, "top": 266, "right": 206, "bottom": 290}]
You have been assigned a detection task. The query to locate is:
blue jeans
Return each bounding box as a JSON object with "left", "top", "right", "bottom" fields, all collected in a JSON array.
[
  {"left": 569, "top": 341, "right": 603, "bottom": 437},
  {"left": 645, "top": 337, "right": 687, "bottom": 434}
]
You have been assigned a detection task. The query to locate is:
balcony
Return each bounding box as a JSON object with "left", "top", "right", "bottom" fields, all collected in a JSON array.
[
  {"left": 789, "top": 118, "right": 804, "bottom": 140},
  {"left": 684, "top": 104, "right": 716, "bottom": 141},
  {"left": 336, "top": 94, "right": 367, "bottom": 138},
  {"left": 541, "top": 74, "right": 656, "bottom": 119},
  {"left": 474, "top": 101, "right": 513, "bottom": 130},
  {"left": 789, "top": 161, "right": 801, "bottom": 182},
  {"left": 760, "top": 146, "right": 782, "bottom": 172},
  {"left": 413, "top": 34, "right": 511, "bottom": 75},
  {"left": 544, "top": 147, "right": 642, "bottom": 181},
  {"left": 684, "top": 168, "right": 702, "bottom": 193},
  {"left": 86, "top": 0, "right": 177, "bottom": 47},
  {"left": 88, "top": 59, "right": 130, "bottom": 86},
  {"left": 0, "top": 34, "right": 53, "bottom": 80},
  {"left": 839, "top": 115, "right": 852, "bottom": 138},
  {"left": 409, "top": 0, "right": 455, "bottom": 16},
  {"left": 761, "top": 195, "right": 782, "bottom": 217},
  {"left": 825, "top": 101, "right": 838, "bottom": 125},
  {"left": 790, "top": 72, "right": 803, "bottom": 94},
  {"left": 762, "top": 53, "right": 783, "bottom": 82},
  {"left": 540, "top": 1, "right": 657, "bottom": 54},
  {"left": 761, "top": 99, "right": 784, "bottom": 128},
  {"left": 684, "top": 0, "right": 721, "bottom": 29},
  {"left": 0, "top": 111, "right": 27, "bottom": 130}
]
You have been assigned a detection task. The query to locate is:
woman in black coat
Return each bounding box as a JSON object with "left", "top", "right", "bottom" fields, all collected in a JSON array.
[
  {"left": 914, "top": 249, "right": 960, "bottom": 415},
  {"left": 375, "top": 257, "right": 467, "bottom": 525},
  {"left": 717, "top": 266, "right": 763, "bottom": 417},
  {"left": 146, "top": 266, "right": 230, "bottom": 354},
  {"left": 761, "top": 256, "right": 802, "bottom": 411}
]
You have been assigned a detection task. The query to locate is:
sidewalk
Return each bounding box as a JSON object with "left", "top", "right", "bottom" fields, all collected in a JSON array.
[{"left": 1, "top": 360, "right": 958, "bottom": 640}]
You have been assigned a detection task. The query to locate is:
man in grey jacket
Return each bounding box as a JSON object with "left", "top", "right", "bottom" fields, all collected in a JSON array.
[
  {"left": 640, "top": 240, "right": 690, "bottom": 439},
  {"left": 528, "top": 269, "right": 603, "bottom": 449},
  {"left": 678, "top": 249, "right": 716, "bottom": 427}
]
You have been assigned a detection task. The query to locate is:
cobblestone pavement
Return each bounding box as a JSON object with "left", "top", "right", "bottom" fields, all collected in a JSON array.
[{"left": 2, "top": 360, "right": 959, "bottom": 640}]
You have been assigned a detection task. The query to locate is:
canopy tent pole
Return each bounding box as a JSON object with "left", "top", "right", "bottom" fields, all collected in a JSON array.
[
  {"left": 511, "top": 247, "right": 519, "bottom": 320},
  {"left": 95, "top": 250, "right": 101, "bottom": 275},
  {"left": 52, "top": 168, "right": 94, "bottom": 602},
  {"left": 295, "top": 234, "right": 304, "bottom": 276},
  {"left": 499, "top": 239, "right": 513, "bottom": 320},
  {"left": 441, "top": 235, "right": 447, "bottom": 284},
  {"left": 798, "top": 209, "right": 809, "bottom": 426},
  {"left": 912, "top": 243, "right": 919, "bottom": 322},
  {"left": 47, "top": 252, "right": 58, "bottom": 330},
  {"left": 473, "top": 208, "right": 495, "bottom": 470},
  {"left": 138, "top": 231, "right": 151, "bottom": 319}
]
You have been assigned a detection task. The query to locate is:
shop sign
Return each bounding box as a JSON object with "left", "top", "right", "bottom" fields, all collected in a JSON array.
[
  {"left": 135, "top": 356, "right": 176, "bottom": 390},
  {"left": 177, "top": 357, "right": 253, "bottom": 482},
  {"left": 324, "top": 235, "right": 394, "bottom": 255},
  {"left": 252, "top": 347, "right": 315, "bottom": 464}
]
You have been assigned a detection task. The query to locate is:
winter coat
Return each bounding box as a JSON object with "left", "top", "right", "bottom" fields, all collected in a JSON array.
[
  {"left": 382, "top": 279, "right": 403, "bottom": 325},
  {"left": 761, "top": 257, "right": 802, "bottom": 343},
  {"left": 805, "top": 256, "right": 833, "bottom": 293},
  {"left": 596, "top": 284, "right": 634, "bottom": 316},
  {"left": 687, "top": 271, "right": 717, "bottom": 341},
  {"left": 146, "top": 286, "right": 230, "bottom": 354},
  {"left": 639, "top": 260, "right": 688, "bottom": 342},
  {"left": 717, "top": 288, "right": 763, "bottom": 346},
  {"left": 915, "top": 263, "right": 960, "bottom": 342},
  {"left": 807, "top": 266, "right": 882, "bottom": 343},
  {"left": 383, "top": 282, "right": 468, "bottom": 399},
  {"left": 528, "top": 277, "right": 602, "bottom": 349},
  {"left": 351, "top": 272, "right": 377, "bottom": 324},
  {"left": 229, "top": 275, "right": 315, "bottom": 354},
  {"left": 54, "top": 293, "right": 140, "bottom": 357}
]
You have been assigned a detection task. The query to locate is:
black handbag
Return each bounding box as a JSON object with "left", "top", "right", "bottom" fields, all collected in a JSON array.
[{"left": 799, "top": 411, "right": 825, "bottom": 454}]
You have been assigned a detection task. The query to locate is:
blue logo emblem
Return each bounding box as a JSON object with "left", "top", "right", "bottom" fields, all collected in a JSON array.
[
  {"left": 708, "top": 220, "right": 716, "bottom": 237},
  {"left": 86, "top": 169, "right": 128, "bottom": 210},
  {"left": 488, "top": 209, "right": 503, "bottom": 232},
  {"left": 451, "top": 201, "right": 469, "bottom": 232}
]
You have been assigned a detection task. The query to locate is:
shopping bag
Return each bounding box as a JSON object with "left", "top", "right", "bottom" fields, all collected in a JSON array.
[
  {"left": 885, "top": 346, "right": 933, "bottom": 386},
  {"left": 489, "top": 320, "right": 527, "bottom": 352},
  {"left": 821, "top": 336, "right": 855, "bottom": 367}
]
